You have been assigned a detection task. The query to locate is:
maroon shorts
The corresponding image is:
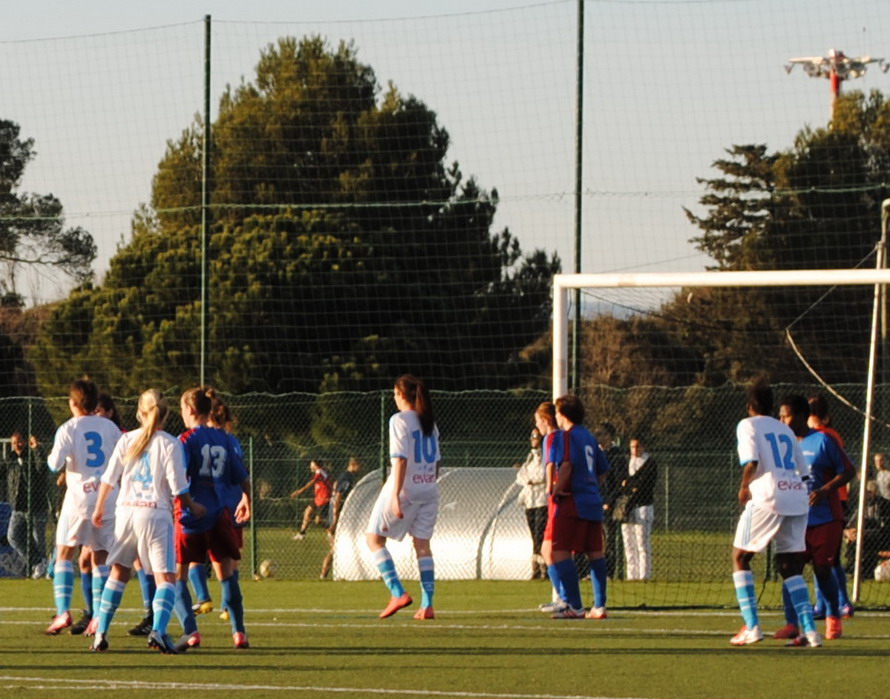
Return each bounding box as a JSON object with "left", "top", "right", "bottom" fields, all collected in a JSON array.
[
  {"left": 176, "top": 513, "right": 242, "bottom": 565},
  {"left": 543, "top": 496, "right": 603, "bottom": 554},
  {"left": 805, "top": 520, "right": 844, "bottom": 567}
]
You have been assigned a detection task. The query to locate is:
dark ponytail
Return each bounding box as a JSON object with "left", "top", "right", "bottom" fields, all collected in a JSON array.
[{"left": 395, "top": 374, "right": 436, "bottom": 435}]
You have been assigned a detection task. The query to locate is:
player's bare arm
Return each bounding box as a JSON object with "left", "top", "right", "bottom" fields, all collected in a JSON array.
[
  {"left": 91, "top": 482, "right": 114, "bottom": 527},
  {"left": 178, "top": 492, "right": 207, "bottom": 520},
  {"left": 390, "top": 457, "right": 407, "bottom": 519},
  {"left": 738, "top": 461, "right": 758, "bottom": 505},
  {"left": 235, "top": 481, "right": 251, "bottom": 523},
  {"left": 553, "top": 460, "right": 572, "bottom": 497}
]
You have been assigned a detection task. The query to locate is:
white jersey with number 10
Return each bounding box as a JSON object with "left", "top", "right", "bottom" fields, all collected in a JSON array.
[
  {"left": 389, "top": 410, "right": 440, "bottom": 504},
  {"left": 736, "top": 415, "right": 808, "bottom": 516}
]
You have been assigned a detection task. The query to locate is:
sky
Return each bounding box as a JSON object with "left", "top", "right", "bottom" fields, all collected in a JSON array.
[{"left": 3, "top": 0, "right": 890, "bottom": 306}]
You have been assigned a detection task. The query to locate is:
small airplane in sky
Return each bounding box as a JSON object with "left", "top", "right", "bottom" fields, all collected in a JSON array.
[{"left": 785, "top": 49, "right": 889, "bottom": 79}]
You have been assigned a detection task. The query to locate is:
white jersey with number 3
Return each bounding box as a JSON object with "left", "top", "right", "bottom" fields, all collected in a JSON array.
[
  {"left": 48, "top": 415, "right": 123, "bottom": 517},
  {"left": 736, "top": 415, "right": 808, "bottom": 516},
  {"left": 389, "top": 410, "right": 440, "bottom": 504}
]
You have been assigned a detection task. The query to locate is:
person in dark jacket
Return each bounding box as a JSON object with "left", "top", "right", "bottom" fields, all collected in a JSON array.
[
  {"left": 619, "top": 438, "right": 657, "bottom": 581},
  {"left": 4, "top": 431, "right": 51, "bottom": 577}
]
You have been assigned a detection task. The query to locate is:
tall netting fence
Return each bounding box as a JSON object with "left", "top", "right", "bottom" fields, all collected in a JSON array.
[{"left": 3, "top": 386, "right": 890, "bottom": 608}]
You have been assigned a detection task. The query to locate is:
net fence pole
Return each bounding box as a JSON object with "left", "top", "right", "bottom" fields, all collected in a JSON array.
[
  {"left": 199, "top": 14, "right": 212, "bottom": 385},
  {"left": 853, "top": 200, "right": 890, "bottom": 600}
]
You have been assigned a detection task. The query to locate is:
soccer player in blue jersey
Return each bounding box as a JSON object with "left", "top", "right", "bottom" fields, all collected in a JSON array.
[
  {"left": 775, "top": 395, "right": 854, "bottom": 644},
  {"left": 545, "top": 394, "right": 611, "bottom": 619},
  {"left": 807, "top": 394, "right": 854, "bottom": 619},
  {"left": 90, "top": 389, "right": 206, "bottom": 654},
  {"left": 730, "top": 380, "right": 819, "bottom": 647},
  {"left": 175, "top": 386, "right": 251, "bottom": 650},
  {"left": 366, "top": 375, "right": 441, "bottom": 620}
]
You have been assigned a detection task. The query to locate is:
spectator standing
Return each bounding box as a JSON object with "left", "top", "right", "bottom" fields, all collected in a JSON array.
[
  {"left": 619, "top": 438, "right": 657, "bottom": 581},
  {"left": 596, "top": 423, "right": 625, "bottom": 579},
  {"left": 5, "top": 431, "right": 52, "bottom": 578},
  {"left": 875, "top": 453, "right": 890, "bottom": 528},
  {"left": 515, "top": 428, "right": 548, "bottom": 579}
]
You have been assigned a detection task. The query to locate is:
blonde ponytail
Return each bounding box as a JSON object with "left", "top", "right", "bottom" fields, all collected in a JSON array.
[{"left": 126, "top": 389, "right": 169, "bottom": 462}]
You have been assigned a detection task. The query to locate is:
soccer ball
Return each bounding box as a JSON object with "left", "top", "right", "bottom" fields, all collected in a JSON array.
[
  {"left": 259, "top": 559, "right": 278, "bottom": 579},
  {"left": 874, "top": 560, "right": 890, "bottom": 582}
]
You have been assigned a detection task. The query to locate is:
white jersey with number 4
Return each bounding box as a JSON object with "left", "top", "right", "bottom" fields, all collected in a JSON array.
[
  {"left": 389, "top": 410, "right": 440, "bottom": 504},
  {"left": 48, "top": 415, "right": 123, "bottom": 517},
  {"left": 736, "top": 415, "right": 808, "bottom": 516},
  {"left": 102, "top": 429, "right": 190, "bottom": 513}
]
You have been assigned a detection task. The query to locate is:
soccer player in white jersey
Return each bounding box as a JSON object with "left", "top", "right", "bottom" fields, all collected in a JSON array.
[
  {"left": 730, "top": 379, "right": 820, "bottom": 647},
  {"left": 45, "top": 379, "right": 123, "bottom": 635},
  {"left": 89, "top": 388, "right": 206, "bottom": 653},
  {"left": 366, "top": 374, "right": 441, "bottom": 620}
]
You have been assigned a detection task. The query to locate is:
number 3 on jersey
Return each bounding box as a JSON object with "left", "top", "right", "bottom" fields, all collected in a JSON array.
[
  {"left": 84, "top": 431, "right": 105, "bottom": 468},
  {"left": 764, "top": 432, "right": 797, "bottom": 471}
]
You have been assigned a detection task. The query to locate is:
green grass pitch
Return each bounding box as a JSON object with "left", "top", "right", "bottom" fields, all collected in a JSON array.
[{"left": 1, "top": 578, "right": 888, "bottom": 698}]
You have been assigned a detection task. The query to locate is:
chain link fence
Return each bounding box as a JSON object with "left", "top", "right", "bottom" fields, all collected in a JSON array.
[{"left": 3, "top": 385, "right": 890, "bottom": 608}]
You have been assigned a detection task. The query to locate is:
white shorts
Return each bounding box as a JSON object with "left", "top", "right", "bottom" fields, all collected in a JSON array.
[
  {"left": 733, "top": 501, "right": 807, "bottom": 554},
  {"left": 366, "top": 492, "right": 438, "bottom": 542},
  {"left": 55, "top": 505, "right": 115, "bottom": 552},
  {"left": 106, "top": 509, "right": 176, "bottom": 575}
]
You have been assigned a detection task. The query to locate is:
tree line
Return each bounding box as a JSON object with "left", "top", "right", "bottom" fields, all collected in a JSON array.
[{"left": 2, "top": 37, "right": 889, "bottom": 400}]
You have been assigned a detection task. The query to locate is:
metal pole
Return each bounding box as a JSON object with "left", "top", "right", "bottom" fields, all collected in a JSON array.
[
  {"left": 570, "top": 0, "right": 585, "bottom": 393},
  {"left": 199, "top": 14, "right": 212, "bottom": 385},
  {"left": 249, "top": 436, "right": 257, "bottom": 578},
  {"left": 853, "top": 199, "right": 890, "bottom": 600}
]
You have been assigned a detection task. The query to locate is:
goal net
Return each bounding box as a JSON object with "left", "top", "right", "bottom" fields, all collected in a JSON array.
[{"left": 553, "top": 269, "right": 890, "bottom": 609}]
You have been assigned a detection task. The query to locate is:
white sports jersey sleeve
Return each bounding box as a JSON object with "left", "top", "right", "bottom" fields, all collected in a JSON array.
[
  {"left": 47, "top": 415, "right": 122, "bottom": 517},
  {"left": 736, "top": 415, "right": 808, "bottom": 515},
  {"left": 103, "top": 429, "right": 189, "bottom": 512},
  {"left": 389, "top": 410, "right": 440, "bottom": 503}
]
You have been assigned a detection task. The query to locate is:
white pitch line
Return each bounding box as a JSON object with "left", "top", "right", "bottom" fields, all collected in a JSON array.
[{"left": 0, "top": 675, "right": 649, "bottom": 699}]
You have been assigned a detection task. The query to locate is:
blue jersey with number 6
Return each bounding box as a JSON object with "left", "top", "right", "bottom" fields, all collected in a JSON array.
[
  {"left": 178, "top": 425, "right": 248, "bottom": 534},
  {"left": 548, "top": 425, "right": 610, "bottom": 521},
  {"left": 736, "top": 415, "right": 808, "bottom": 516}
]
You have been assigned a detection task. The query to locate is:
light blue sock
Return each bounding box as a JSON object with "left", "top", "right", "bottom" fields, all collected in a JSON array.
[
  {"left": 816, "top": 569, "right": 840, "bottom": 618},
  {"left": 373, "top": 548, "right": 405, "bottom": 598},
  {"left": 221, "top": 575, "right": 245, "bottom": 634},
  {"left": 782, "top": 582, "right": 798, "bottom": 626},
  {"left": 92, "top": 565, "right": 109, "bottom": 620},
  {"left": 136, "top": 567, "right": 152, "bottom": 610},
  {"left": 189, "top": 564, "right": 211, "bottom": 604},
  {"left": 590, "top": 557, "right": 607, "bottom": 609},
  {"left": 418, "top": 556, "right": 435, "bottom": 608},
  {"left": 97, "top": 577, "right": 126, "bottom": 634},
  {"left": 174, "top": 580, "right": 199, "bottom": 635},
  {"left": 80, "top": 569, "right": 93, "bottom": 616},
  {"left": 555, "top": 558, "right": 582, "bottom": 610},
  {"left": 785, "top": 574, "right": 816, "bottom": 634},
  {"left": 732, "top": 570, "right": 758, "bottom": 629},
  {"left": 152, "top": 582, "right": 176, "bottom": 634},
  {"left": 53, "top": 560, "right": 74, "bottom": 616}
]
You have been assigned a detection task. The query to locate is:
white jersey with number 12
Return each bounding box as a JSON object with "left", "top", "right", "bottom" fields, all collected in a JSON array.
[{"left": 736, "top": 415, "right": 808, "bottom": 516}]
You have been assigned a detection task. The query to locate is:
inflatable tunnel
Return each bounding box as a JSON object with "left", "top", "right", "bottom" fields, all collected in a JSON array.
[{"left": 332, "top": 467, "right": 535, "bottom": 580}]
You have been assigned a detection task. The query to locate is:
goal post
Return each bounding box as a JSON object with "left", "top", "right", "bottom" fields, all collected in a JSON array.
[{"left": 553, "top": 267, "right": 890, "bottom": 603}]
